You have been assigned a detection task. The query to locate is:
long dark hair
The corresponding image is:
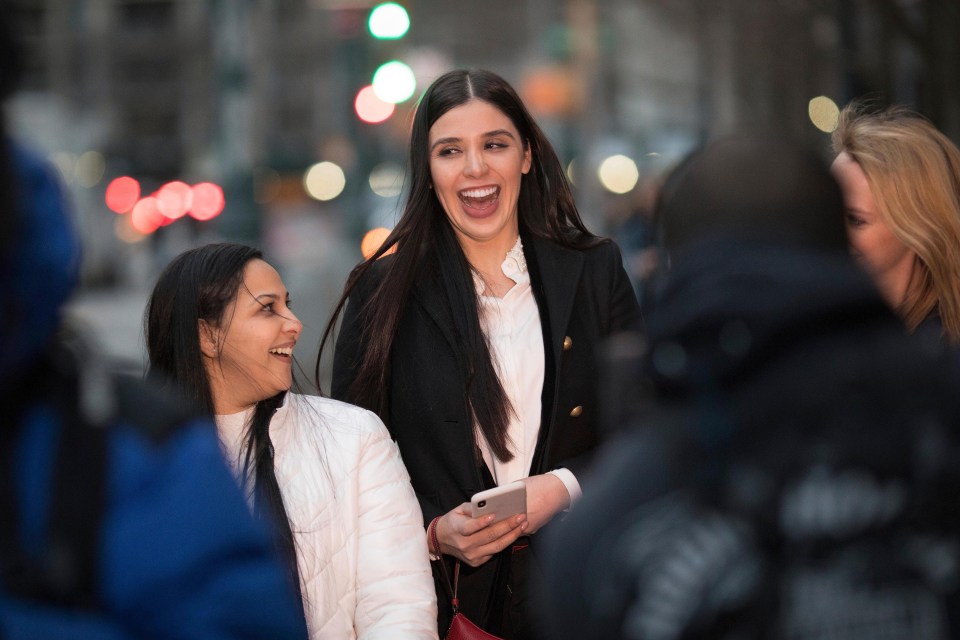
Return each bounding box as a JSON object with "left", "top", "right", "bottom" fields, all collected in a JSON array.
[
  {"left": 318, "top": 68, "right": 599, "bottom": 460},
  {"left": 145, "top": 243, "right": 301, "bottom": 601}
]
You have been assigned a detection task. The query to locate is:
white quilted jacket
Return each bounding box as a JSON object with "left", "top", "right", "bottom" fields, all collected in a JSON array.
[{"left": 217, "top": 394, "right": 439, "bottom": 639}]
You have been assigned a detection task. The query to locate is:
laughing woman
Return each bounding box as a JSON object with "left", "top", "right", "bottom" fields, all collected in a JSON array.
[
  {"left": 145, "top": 243, "right": 438, "bottom": 640},
  {"left": 320, "top": 69, "right": 641, "bottom": 638}
]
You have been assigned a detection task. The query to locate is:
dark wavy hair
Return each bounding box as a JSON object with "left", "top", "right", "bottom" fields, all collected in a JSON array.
[
  {"left": 317, "top": 68, "right": 599, "bottom": 460},
  {"left": 145, "top": 243, "right": 302, "bottom": 604}
]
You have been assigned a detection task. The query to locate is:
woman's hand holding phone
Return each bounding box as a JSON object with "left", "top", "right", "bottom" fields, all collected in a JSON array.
[{"left": 433, "top": 489, "right": 528, "bottom": 567}]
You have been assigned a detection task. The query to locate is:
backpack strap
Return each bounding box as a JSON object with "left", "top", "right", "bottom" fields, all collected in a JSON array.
[
  {"left": 0, "top": 336, "right": 106, "bottom": 609},
  {"left": 44, "top": 339, "right": 109, "bottom": 608},
  {"left": 0, "top": 331, "right": 199, "bottom": 609}
]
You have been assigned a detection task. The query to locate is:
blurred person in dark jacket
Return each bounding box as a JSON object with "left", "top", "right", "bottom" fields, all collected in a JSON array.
[
  {"left": 0, "top": 16, "right": 308, "bottom": 640},
  {"left": 539, "top": 133, "right": 960, "bottom": 640}
]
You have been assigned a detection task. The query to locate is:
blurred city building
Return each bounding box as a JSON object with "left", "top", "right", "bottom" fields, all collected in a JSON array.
[{"left": 6, "top": 0, "right": 958, "bottom": 375}]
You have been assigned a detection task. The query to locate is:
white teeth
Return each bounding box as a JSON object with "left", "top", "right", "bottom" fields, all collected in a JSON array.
[
  {"left": 461, "top": 186, "right": 497, "bottom": 198},
  {"left": 269, "top": 347, "right": 293, "bottom": 356}
]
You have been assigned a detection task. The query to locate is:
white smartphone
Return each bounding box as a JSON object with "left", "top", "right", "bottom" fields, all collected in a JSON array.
[{"left": 470, "top": 480, "right": 527, "bottom": 523}]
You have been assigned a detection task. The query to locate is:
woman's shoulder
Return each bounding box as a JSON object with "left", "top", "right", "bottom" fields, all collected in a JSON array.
[
  {"left": 582, "top": 236, "right": 621, "bottom": 258},
  {"left": 286, "top": 393, "right": 387, "bottom": 437},
  {"left": 353, "top": 253, "right": 396, "bottom": 286},
  {"left": 533, "top": 233, "right": 617, "bottom": 252},
  {"left": 532, "top": 234, "right": 621, "bottom": 266},
  {"left": 342, "top": 254, "right": 397, "bottom": 308}
]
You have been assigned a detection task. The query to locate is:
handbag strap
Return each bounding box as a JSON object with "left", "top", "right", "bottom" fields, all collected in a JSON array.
[{"left": 430, "top": 517, "right": 462, "bottom": 613}]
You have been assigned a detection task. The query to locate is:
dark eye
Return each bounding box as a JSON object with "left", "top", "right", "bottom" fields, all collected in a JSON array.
[
  {"left": 486, "top": 141, "right": 507, "bottom": 150},
  {"left": 845, "top": 213, "right": 865, "bottom": 228},
  {"left": 286, "top": 298, "right": 294, "bottom": 310},
  {"left": 437, "top": 147, "right": 460, "bottom": 157}
]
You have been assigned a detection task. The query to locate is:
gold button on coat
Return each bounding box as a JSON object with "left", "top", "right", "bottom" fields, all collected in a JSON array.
[
  {"left": 562, "top": 336, "right": 573, "bottom": 351},
  {"left": 569, "top": 405, "right": 583, "bottom": 417}
]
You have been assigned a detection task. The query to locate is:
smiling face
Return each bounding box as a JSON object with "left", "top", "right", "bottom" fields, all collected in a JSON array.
[
  {"left": 202, "top": 258, "right": 302, "bottom": 414},
  {"left": 428, "top": 99, "right": 532, "bottom": 259},
  {"left": 831, "top": 152, "right": 916, "bottom": 308}
]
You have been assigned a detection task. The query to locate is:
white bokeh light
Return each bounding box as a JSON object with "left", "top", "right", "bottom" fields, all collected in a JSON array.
[
  {"left": 597, "top": 155, "right": 640, "bottom": 194},
  {"left": 304, "top": 161, "right": 346, "bottom": 201}
]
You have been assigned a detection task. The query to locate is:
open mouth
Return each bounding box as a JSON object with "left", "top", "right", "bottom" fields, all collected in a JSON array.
[
  {"left": 458, "top": 186, "right": 500, "bottom": 215},
  {"left": 268, "top": 346, "right": 294, "bottom": 360}
]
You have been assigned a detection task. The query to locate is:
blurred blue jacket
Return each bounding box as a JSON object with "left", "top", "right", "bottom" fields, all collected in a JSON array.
[{"left": 0, "top": 141, "right": 309, "bottom": 639}]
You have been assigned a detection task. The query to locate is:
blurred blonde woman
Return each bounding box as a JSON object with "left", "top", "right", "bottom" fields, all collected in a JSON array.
[{"left": 831, "top": 102, "right": 960, "bottom": 344}]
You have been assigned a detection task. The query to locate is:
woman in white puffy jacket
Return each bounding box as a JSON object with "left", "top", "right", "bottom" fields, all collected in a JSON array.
[{"left": 145, "top": 243, "right": 438, "bottom": 640}]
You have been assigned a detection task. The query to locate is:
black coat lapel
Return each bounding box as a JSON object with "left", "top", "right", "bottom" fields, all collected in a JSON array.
[
  {"left": 524, "top": 235, "right": 584, "bottom": 474},
  {"left": 528, "top": 235, "right": 584, "bottom": 368}
]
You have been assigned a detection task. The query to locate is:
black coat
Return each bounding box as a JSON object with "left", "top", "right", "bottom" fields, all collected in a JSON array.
[
  {"left": 541, "top": 239, "right": 960, "bottom": 640},
  {"left": 332, "top": 233, "right": 641, "bottom": 633}
]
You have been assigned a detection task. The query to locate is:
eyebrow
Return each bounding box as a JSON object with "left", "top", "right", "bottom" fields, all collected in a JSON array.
[
  {"left": 246, "top": 292, "right": 289, "bottom": 306},
  {"left": 430, "top": 129, "right": 518, "bottom": 152}
]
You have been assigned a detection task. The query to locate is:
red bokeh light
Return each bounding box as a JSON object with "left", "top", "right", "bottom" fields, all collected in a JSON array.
[
  {"left": 105, "top": 176, "right": 140, "bottom": 214},
  {"left": 355, "top": 85, "right": 395, "bottom": 124},
  {"left": 189, "top": 182, "right": 225, "bottom": 220},
  {"left": 130, "top": 197, "right": 164, "bottom": 234},
  {"left": 157, "top": 181, "right": 194, "bottom": 219}
]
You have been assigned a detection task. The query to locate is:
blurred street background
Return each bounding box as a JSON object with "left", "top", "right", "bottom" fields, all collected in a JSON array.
[{"left": 7, "top": 0, "right": 959, "bottom": 389}]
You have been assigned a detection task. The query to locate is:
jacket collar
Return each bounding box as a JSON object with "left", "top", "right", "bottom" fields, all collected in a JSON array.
[{"left": 408, "top": 234, "right": 584, "bottom": 360}]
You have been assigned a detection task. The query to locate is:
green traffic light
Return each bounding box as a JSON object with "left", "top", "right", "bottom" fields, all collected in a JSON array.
[
  {"left": 372, "top": 60, "right": 416, "bottom": 103},
  {"left": 369, "top": 2, "right": 410, "bottom": 40}
]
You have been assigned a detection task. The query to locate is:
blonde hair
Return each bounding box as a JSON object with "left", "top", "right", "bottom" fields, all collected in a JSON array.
[{"left": 832, "top": 102, "right": 960, "bottom": 344}]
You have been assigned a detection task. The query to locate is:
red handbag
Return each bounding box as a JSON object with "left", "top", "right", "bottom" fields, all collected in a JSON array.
[
  {"left": 431, "top": 520, "right": 505, "bottom": 640},
  {"left": 446, "top": 608, "right": 503, "bottom": 640}
]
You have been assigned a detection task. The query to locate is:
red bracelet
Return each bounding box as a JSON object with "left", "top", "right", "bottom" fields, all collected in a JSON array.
[{"left": 428, "top": 516, "right": 442, "bottom": 559}]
